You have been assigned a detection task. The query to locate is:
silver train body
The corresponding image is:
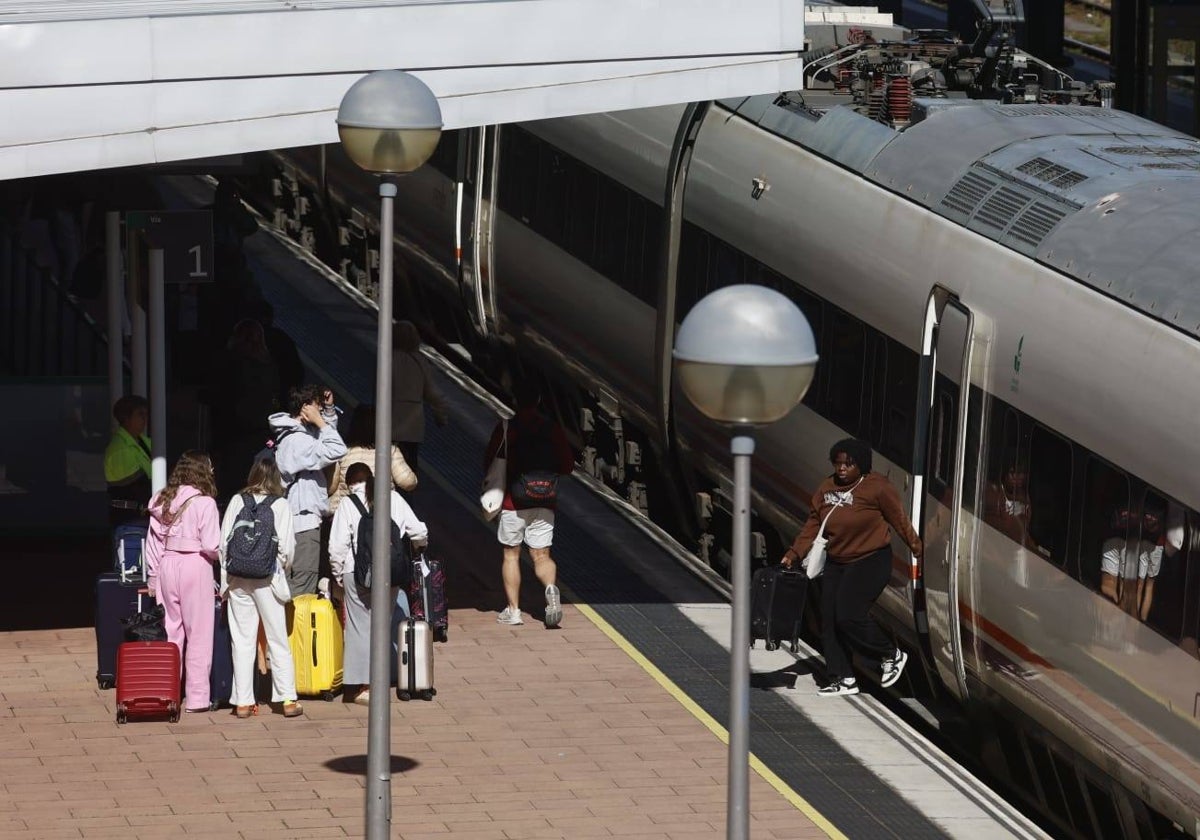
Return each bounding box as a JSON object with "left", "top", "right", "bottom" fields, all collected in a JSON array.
[
  {"left": 262, "top": 22, "right": 1200, "bottom": 840},
  {"left": 491, "top": 99, "right": 1200, "bottom": 836}
]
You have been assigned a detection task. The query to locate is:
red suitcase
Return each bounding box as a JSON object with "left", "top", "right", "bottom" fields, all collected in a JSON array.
[{"left": 116, "top": 641, "right": 181, "bottom": 724}]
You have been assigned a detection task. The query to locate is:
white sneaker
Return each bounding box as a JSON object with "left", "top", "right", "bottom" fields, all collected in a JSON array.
[
  {"left": 496, "top": 607, "right": 524, "bottom": 625},
  {"left": 817, "top": 678, "right": 859, "bottom": 697},
  {"left": 544, "top": 585, "right": 562, "bottom": 629},
  {"left": 881, "top": 650, "right": 908, "bottom": 689}
]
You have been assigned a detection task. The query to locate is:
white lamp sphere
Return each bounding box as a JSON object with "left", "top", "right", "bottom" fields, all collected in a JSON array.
[{"left": 336, "top": 70, "right": 443, "bottom": 174}]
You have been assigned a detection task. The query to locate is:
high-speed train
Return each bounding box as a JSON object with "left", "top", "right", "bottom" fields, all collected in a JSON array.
[{"left": 245, "top": 5, "right": 1200, "bottom": 838}]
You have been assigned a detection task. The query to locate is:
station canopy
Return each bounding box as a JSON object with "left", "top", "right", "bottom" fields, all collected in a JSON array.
[{"left": 0, "top": 0, "right": 809, "bottom": 179}]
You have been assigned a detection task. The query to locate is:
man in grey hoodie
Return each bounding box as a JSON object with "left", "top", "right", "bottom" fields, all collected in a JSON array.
[{"left": 268, "top": 385, "right": 347, "bottom": 597}]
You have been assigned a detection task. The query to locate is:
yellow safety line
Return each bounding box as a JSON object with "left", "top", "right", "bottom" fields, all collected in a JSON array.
[{"left": 573, "top": 601, "right": 848, "bottom": 840}]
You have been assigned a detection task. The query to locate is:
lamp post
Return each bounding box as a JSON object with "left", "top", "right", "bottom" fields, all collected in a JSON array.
[
  {"left": 672, "top": 284, "right": 817, "bottom": 840},
  {"left": 336, "top": 69, "right": 442, "bottom": 840}
]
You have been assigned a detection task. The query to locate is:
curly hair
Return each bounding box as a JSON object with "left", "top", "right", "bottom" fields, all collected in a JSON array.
[
  {"left": 155, "top": 450, "right": 216, "bottom": 520},
  {"left": 828, "top": 438, "right": 873, "bottom": 474}
]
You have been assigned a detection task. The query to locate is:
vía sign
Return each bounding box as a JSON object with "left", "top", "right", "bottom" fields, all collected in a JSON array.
[{"left": 126, "top": 210, "right": 214, "bottom": 284}]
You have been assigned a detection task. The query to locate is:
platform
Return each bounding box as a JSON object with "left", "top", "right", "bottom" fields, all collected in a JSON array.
[{"left": 0, "top": 177, "right": 1050, "bottom": 839}]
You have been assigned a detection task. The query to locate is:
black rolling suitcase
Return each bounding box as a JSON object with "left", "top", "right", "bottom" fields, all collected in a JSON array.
[
  {"left": 95, "top": 573, "right": 150, "bottom": 689},
  {"left": 209, "top": 598, "right": 234, "bottom": 709},
  {"left": 750, "top": 566, "right": 807, "bottom": 652}
]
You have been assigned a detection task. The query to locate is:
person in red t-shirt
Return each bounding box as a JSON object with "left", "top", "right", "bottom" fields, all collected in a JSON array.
[{"left": 482, "top": 380, "right": 575, "bottom": 628}]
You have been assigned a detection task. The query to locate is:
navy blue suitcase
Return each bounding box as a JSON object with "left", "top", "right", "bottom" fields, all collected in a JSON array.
[
  {"left": 95, "top": 573, "right": 150, "bottom": 689},
  {"left": 209, "top": 599, "right": 234, "bottom": 710}
]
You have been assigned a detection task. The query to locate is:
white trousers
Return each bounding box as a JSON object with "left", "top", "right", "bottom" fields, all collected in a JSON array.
[{"left": 227, "top": 577, "right": 298, "bottom": 706}]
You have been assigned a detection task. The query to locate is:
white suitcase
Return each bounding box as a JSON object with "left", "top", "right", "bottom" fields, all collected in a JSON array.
[{"left": 397, "top": 618, "right": 436, "bottom": 701}]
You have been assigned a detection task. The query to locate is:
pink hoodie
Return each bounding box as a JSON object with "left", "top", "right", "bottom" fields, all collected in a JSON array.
[{"left": 145, "top": 485, "right": 221, "bottom": 589}]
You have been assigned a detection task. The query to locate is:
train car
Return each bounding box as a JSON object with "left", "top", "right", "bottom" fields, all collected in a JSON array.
[{"left": 246, "top": 6, "right": 1200, "bottom": 838}]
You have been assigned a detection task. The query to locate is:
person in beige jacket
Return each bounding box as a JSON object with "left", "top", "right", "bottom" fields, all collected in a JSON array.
[{"left": 328, "top": 405, "right": 418, "bottom": 515}]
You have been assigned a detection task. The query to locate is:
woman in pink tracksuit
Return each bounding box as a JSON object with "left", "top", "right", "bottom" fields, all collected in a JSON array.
[{"left": 145, "top": 451, "right": 221, "bottom": 713}]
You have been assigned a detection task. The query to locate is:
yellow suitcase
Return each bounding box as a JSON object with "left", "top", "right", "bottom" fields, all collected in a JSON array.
[{"left": 288, "top": 594, "right": 344, "bottom": 700}]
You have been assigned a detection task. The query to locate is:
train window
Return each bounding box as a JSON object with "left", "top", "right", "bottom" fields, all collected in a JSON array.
[
  {"left": 1081, "top": 457, "right": 1130, "bottom": 593},
  {"left": 786, "top": 283, "right": 824, "bottom": 409},
  {"left": 624, "top": 197, "right": 649, "bottom": 303},
  {"left": 1141, "top": 491, "right": 1186, "bottom": 641},
  {"left": 961, "top": 387, "right": 985, "bottom": 515},
  {"left": 427, "top": 130, "right": 459, "bottom": 180},
  {"left": 1027, "top": 426, "right": 1071, "bottom": 568},
  {"left": 498, "top": 127, "right": 537, "bottom": 224},
  {"left": 708, "top": 238, "right": 745, "bottom": 291},
  {"left": 565, "top": 164, "right": 599, "bottom": 265},
  {"left": 867, "top": 334, "right": 887, "bottom": 448},
  {"left": 1085, "top": 778, "right": 1125, "bottom": 840},
  {"left": 1182, "top": 510, "right": 1200, "bottom": 658},
  {"left": 678, "top": 221, "right": 709, "bottom": 315},
  {"left": 592, "top": 178, "right": 628, "bottom": 283},
  {"left": 930, "top": 383, "right": 957, "bottom": 488},
  {"left": 639, "top": 203, "right": 664, "bottom": 307},
  {"left": 533, "top": 144, "right": 568, "bottom": 247},
  {"left": 826, "top": 309, "right": 867, "bottom": 435},
  {"left": 880, "top": 338, "right": 917, "bottom": 472}
]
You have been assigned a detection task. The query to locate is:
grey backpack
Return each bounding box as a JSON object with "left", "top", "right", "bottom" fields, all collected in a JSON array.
[{"left": 225, "top": 494, "right": 279, "bottom": 579}]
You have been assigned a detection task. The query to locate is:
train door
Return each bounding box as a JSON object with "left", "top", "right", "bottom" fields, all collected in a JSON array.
[
  {"left": 916, "top": 291, "right": 981, "bottom": 701},
  {"left": 456, "top": 125, "right": 500, "bottom": 336}
]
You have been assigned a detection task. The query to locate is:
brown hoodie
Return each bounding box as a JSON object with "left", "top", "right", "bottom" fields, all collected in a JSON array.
[{"left": 785, "top": 472, "right": 922, "bottom": 564}]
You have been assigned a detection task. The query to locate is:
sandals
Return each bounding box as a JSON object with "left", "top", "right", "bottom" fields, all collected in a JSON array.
[
  {"left": 235, "top": 705, "right": 257, "bottom": 719},
  {"left": 282, "top": 701, "right": 304, "bottom": 718}
]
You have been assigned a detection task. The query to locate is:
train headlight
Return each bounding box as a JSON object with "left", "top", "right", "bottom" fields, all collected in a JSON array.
[{"left": 673, "top": 284, "right": 818, "bottom": 426}]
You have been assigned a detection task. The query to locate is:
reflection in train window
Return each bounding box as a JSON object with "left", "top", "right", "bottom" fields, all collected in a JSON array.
[
  {"left": 1143, "top": 492, "right": 1187, "bottom": 642},
  {"left": 624, "top": 197, "right": 649, "bottom": 302},
  {"left": 708, "top": 239, "right": 745, "bottom": 291},
  {"left": 1027, "top": 426, "right": 1071, "bottom": 567},
  {"left": 827, "top": 309, "right": 866, "bottom": 435},
  {"left": 678, "top": 221, "right": 709, "bottom": 315},
  {"left": 788, "top": 284, "right": 824, "bottom": 410},
  {"left": 1081, "top": 458, "right": 1129, "bottom": 592}
]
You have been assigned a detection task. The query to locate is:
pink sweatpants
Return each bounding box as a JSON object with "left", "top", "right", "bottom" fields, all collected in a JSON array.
[{"left": 157, "top": 553, "right": 215, "bottom": 710}]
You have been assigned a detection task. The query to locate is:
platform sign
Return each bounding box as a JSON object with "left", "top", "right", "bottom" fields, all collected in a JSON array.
[{"left": 125, "top": 210, "right": 213, "bottom": 284}]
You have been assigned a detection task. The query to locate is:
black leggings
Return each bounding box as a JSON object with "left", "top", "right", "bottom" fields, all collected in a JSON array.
[{"left": 820, "top": 547, "right": 895, "bottom": 680}]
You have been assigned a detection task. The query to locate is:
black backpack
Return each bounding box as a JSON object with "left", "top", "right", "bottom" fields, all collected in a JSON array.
[
  {"left": 225, "top": 494, "right": 279, "bottom": 579},
  {"left": 509, "top": 415, "right": 560, "bottom": 506},
  {"left": 349, "top": 495, "right": 410, "bottom": 590}
]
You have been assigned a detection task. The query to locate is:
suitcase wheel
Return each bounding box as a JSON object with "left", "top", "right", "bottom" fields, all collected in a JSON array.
[
  {"left": 116, "top": 707, "right": 127, "bottom": 725},
  {"left": 765, "top": 640, "right": 779, "bottom": 652},
  {"left": 321, "top": 691, "right": 336, "bottom": 702},
  {"left": 98, "top": 677, "right": 114, "bottom": 690},
  {"left": 169, "top": 704, "right": 180, "bottom": 723},
  {"left": 397, "top": 690, "right": 411, "bottom": 702},
  {"left": 421, "top": 690, "right": 435, "bottom": 702}
]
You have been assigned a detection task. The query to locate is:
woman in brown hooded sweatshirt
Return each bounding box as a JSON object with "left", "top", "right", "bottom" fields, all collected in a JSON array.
[{"left": 783, "top": 438, "right": 923, "bottom": 696}]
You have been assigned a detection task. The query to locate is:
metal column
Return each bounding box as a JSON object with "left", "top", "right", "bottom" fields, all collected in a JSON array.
[
  {"left": 727, "top": 431, "right": 755, "bottom": 840},
  {"left": 148, "top": 249, "right": 167, "bottom": 493},
  {"left": 106, "top": 211, "right": 124, "bottom": 409}
]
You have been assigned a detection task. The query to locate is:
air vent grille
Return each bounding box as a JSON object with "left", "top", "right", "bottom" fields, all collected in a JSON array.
[
  {"left": 1000, "top": 105, "right": 1121, "bottom": 118},
  {"left": 941, "top": 170, "right": 995, "bottom": 216},
  {"left": 975, "top": 186, "right": 1031, "bottom": 231},
  {"left": 1016, "top": 157, "right": 1088, "bottom": 189},
  {"left": 1143, "top": 161, "right": 1200, "bottom": 171},
  {"left": 1007, "top": 202, "right": 1068, "bottom": 248},
  {"left": 1102, "top": 145, "right": 1200, "bottom": 157}
]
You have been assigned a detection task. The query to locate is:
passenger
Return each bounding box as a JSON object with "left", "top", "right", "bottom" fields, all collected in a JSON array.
[
  {"left": 105, "top": 395, "right": 152, "bottom": 530},
  {"left": 211, "top": 319, "right": 279, "bottom": 502},
  {"left": 327, "top": 404, "right": 417, "bottom": 516},
  {"left": 982, "top": 454, "right": 1044, "bottom": 584},
  {"left": 781, "top": 438, "right": 923, "bottom": 697},
  {"left": 219, "top": 451, "right": 302, "bottom": 719},
  {"left": 268, "top": 385, "right": 347, "bottom": 598},
  {"left": 1100, "top": 501, "right": 1164, "bottom": 621},
  {"left": 329, "top": 462, "right": 428, "bottom": 706},
  {"left": 482, "top": 380, "right": 575, "bottom": 629},
  {"left": 247, "top": 299, "right": 304, "bottom": 407},
  {"left": 391, "top": 320, "right": 449, "bottom": 479},
  {"left": 144, "top": 451, "right": 221, "bottom": 713}
]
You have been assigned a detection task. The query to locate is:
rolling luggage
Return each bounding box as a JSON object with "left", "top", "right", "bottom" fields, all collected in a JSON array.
[
  {"left": 116, "top": 640, "right": 181, "bottom": 723},
  {"left": 750, "top": 566, "right": 807, "bottom": 652},
  {"left": 113, "top": 524, "right": 148, "bottom": 581},
  {"left": 289, "top": 593, "right": 343, "bottom": 700},
  {"left": 95, "top": 573, "right": 149, "bottom": 689},
  {"left": 408, "top": 553, "right": 448, "bottom": 642},
  {"left": 209, "top": 598, "right": 234, "bottom": 710},
  {"left": 396, "top": 618, "right": 435, "bottom": 702}
]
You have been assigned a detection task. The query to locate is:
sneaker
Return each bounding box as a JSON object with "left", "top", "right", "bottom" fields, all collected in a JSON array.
[
  {"left": 544, "top": 585, "right": 562, "bottom": 629},
  {"left": 817, "top": 678, "right": 859, "bottom": 697},
  {"left": 881, "top": 650, "right": 908, "bottom": 689},
  {"left": 497, "top": 607, "right": 524, "bottom": 625},
  {"left": 353, "top": 689, "right": 371, "bottom": 707}
]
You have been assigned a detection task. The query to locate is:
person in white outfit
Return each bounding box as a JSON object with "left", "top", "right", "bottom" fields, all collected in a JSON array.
[
  {"left": 329, "top": 462, "right": 428, "bottom": 706},
  {"left": 219, "top": 452, "right": 303, "bottom": 719}
]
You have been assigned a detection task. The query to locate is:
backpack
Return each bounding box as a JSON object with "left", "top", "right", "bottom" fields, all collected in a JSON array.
[
  {"left": 349, "top": 494, "right": 410, "bottom": 590},
  {"left": 225, "top": 494, "right": 279, "bottom": 579},
  {"left": 508, "top": 415, "right": 560, "bottom": 506}
]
